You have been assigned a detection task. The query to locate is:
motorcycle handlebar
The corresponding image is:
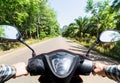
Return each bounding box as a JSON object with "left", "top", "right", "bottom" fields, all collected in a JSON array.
[
  {"left": 27, "top": 58, "right": 94, "bottom": 76},
  {"left": 27, "top": 58, "right": 45, "bottom": 76},
  {"left": 75, "top": 59, "right": 94, "bottom": 75}
]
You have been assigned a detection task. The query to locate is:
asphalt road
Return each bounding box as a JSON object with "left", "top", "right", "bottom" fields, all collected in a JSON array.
[{"left": 0, "top": 36, "right": 118, "bottom": 83}]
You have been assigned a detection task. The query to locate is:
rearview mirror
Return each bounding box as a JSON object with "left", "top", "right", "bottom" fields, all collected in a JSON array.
[
  {"left": 0, "top": 25, "right": 21, "bottom": 41},
  {"left": 0, "top": 25, "right": 36, "bottom": 57},
  {"left": 99, "top": 30, "right": 120, "bottom": 42},
  {"left": 86, "top": 30, "right": 120, "bottom": 56}
]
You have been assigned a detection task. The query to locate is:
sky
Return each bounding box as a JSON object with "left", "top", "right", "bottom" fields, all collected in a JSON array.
[
  {"left": 48, "top": 0, "right": 113, "bottom": 28},
  {"left": 47, "top": 0, "right": 94, "bottom": 28}
]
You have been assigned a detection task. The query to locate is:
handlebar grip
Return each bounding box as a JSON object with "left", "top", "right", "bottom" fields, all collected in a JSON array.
[
  {"left": 76, "top": 59, "right": 93, "bottom": 75},
  {"left": 27, "top": 58, "right": 45, "bottom": 76}
]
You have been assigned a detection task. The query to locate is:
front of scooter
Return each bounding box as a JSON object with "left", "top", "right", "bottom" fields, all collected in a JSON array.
[{"left": 27, "top": 49, "right": 93, "bottom": 83}]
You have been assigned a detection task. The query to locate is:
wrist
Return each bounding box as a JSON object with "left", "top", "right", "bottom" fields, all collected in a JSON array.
[
  {"left": 103, "top": 65, "right": 108, "bottom": 77},
  {"left": 11, "top": 66, "right": 17, "bottom": 78}
]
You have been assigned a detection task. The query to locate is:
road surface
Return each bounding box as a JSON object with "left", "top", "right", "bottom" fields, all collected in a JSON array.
[{"left": 0, "top": 36, "right": 118, "bottom": 83}]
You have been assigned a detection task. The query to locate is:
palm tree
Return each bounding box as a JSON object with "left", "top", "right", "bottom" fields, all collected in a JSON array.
[
  {"left": 74, "top": 17, "right": 89, "bottom": 38},
  {"left": 85, "top": 0, "right": 115, "bottom": 36}
]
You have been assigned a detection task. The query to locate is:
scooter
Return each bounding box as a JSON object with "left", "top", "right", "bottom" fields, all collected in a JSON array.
[{"left": 0, "top": 25, "right": 120, "bottom": 83}]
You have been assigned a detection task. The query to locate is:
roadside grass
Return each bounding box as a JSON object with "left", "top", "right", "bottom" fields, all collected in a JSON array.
[{"left": 0, "top": 36, "right": 55, "bottom": 53}]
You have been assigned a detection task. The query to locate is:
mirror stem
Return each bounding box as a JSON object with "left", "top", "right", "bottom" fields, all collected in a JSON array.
[
  {"left": 86, "top": 40, "right": 100, "bottom": 56},
  {"left": 19, "top": 38, "right": 36, "bottom": 57}
]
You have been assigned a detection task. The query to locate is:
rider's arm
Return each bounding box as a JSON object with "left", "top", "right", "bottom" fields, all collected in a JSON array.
[
  {"left": 0, "top": 62, "right": 28, "bottom": 82},
  {"left": 105, "top": 65, "right": 120, "bottom": 82},
  {"left": 93, "top": 62, "right": 120, "bottom": 82},
  {"left": 0, "top": 64, "right": 16, "bottom": 82}
]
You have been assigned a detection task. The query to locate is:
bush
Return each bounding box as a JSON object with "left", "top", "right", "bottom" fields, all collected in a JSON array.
[
  {"left": 40, "top": 32, "right": 46, "bottom": 39},
  {"left": 111, "top": 42, "right": 120, "bottom": 59}
]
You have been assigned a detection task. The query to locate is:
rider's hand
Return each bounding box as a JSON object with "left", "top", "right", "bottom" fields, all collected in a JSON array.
[
  {"left": 92, "top": 62, "right": 107, "bottom": 77},
  {"left": 12, "top": 62, "right": 28, "bottom": 78}
]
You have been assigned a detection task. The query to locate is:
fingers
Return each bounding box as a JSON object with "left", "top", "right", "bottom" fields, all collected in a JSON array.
[{"left": 92, "top": 62, "right": 107, "bottom": 77}]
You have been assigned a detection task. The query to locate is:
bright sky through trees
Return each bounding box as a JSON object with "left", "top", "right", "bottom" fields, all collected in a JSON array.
[{"left": 48, "top": 0, "right": 113, "bottom": 28}]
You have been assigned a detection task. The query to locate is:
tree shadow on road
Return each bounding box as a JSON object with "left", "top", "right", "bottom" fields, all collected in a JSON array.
[
  {"left": 69, "top": 45, "right": 99, "bottom": 55},
  {"left": 69, "top": 45, "right": 88, "bottom": 53},
  {"left": 69, "top": 45, "right": 119, "bottom": 65},
  {"left": 66, "top": 40, "right": 74, "bottom": 43}
]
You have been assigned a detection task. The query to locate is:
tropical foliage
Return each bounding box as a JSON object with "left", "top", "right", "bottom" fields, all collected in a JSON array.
[
  {"left": 0, "top": 0, "right": 60, "bottom": 39},
  {"left": 62, "top": 0, "right": 120, "bottom": 59},
  {"left": 0, "top": 0, "right": 60, "bottom": 50}
]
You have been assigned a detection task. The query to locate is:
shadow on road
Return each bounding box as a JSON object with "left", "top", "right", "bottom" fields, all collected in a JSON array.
[
  {"left": 69, "top": 45, "right": 88, "bottom": 53},
  {"left": 69, "top": 45, "right": 98, "bottom": 55},
  {"left": 69, "top": 44, "right": 119, "bottom": 65},
  {"left": 66, "top": 40, "right": 74, "bottom": 43}
]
